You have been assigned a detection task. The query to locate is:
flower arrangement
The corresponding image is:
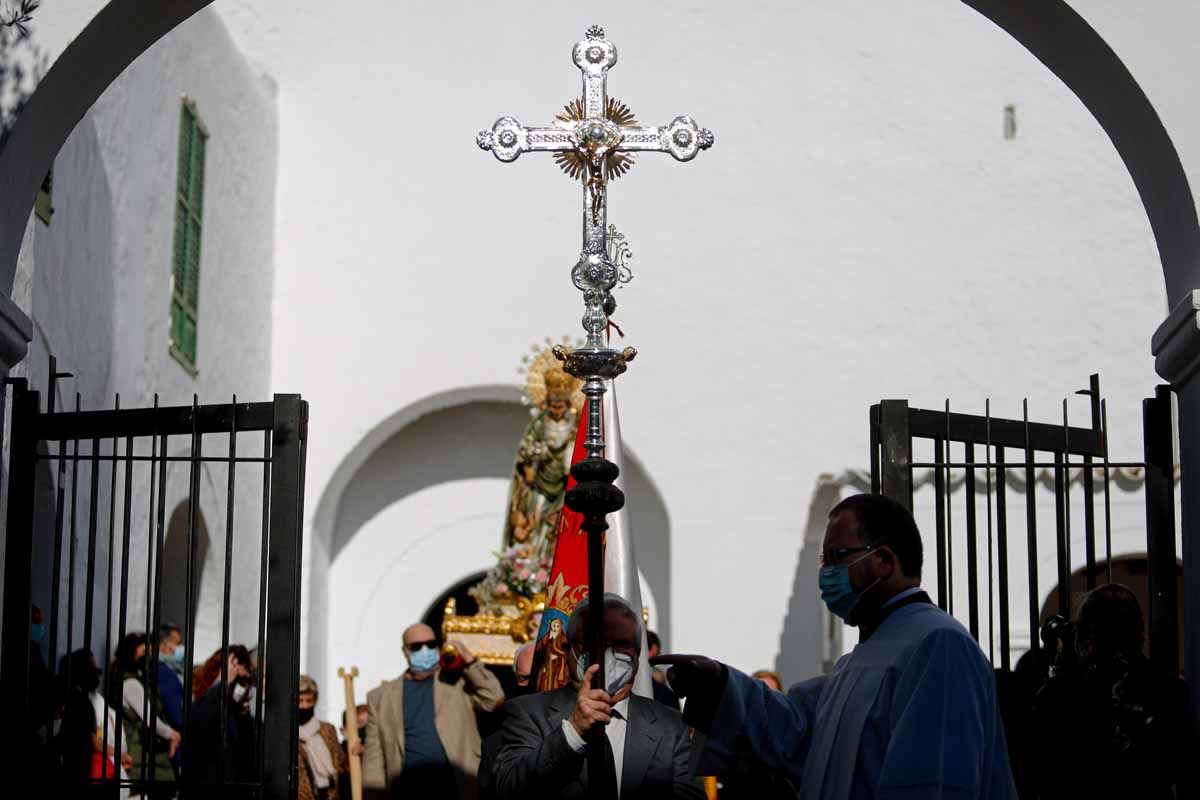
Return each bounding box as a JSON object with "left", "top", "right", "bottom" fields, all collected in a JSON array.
[{"left": 470, "top": 544, "right": 552, "bottom": 610}]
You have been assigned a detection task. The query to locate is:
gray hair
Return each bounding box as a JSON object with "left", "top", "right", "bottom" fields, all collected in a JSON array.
[{"left": 566, "top": 592, "right": 644, "bottom": 654}]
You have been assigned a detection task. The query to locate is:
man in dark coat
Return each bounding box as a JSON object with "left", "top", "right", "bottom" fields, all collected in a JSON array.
[{"left": 489, "top": 593, "right": 703, "bottom": 799}]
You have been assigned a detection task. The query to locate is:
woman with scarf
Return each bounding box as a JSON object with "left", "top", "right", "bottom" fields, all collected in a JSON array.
[{"left": 297, "top": 674, "right": 349, "bottom": 800}]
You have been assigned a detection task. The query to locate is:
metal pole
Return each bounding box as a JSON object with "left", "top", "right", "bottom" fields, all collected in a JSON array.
[{"left": 1143, "top": 385, "right": 1179, "bottom": 674}]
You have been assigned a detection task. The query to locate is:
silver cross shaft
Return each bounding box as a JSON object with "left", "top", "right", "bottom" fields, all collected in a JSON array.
[{"left": 478, "top": 25, "right": 713, "bottom": 348}]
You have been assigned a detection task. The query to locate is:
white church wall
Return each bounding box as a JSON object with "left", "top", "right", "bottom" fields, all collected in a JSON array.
[{"left": 11, "top": 7, "right": 277, "bottom": 666}]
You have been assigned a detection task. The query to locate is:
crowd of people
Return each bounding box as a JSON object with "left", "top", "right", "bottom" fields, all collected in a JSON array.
[{"left": 26, "top": 492, "right": 1196, "bottom": 798}]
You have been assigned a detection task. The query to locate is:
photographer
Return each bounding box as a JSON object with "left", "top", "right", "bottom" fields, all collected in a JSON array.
[{"left": 1030, "top": 584, "right": 1192, "bottom": 799}]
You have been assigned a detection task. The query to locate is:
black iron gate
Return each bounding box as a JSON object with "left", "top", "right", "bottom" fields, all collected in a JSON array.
[
  {"left": 2, "top": 378, "right": 307, "bottom": 799},
  {"left": 869, "top": 376, "right": 1179, "bottom": 676}
]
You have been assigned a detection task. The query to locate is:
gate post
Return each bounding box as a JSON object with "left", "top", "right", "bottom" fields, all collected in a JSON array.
[
  {"left": 878, "top": 400, "right": 913, "bottom": 511},
  {"left": 1143, "top": 385, "right": 1178, "bottom": 674},
  {"left": 1, "top": 380, "right": 39, "bottom": 733},
  {"left": 263, "top": 394, "right": 306, "bottom": 800}
]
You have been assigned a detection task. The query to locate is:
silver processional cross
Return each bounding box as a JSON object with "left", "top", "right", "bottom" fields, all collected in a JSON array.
[{"left": 478, "top": 24, "right": 713, "bottom": 367}]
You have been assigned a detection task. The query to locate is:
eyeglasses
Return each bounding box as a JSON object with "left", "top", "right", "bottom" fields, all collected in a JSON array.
[
  {"left": 819, "top": 546, "right": 875, "bottom": 566},
  {"left": 406, "top": 640, "right": 436, "bottom": 652}
]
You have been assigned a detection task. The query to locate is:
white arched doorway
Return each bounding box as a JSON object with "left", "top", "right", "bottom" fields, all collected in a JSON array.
[{"left": 305, "top": 385, "right": 672, "bottom": 710}]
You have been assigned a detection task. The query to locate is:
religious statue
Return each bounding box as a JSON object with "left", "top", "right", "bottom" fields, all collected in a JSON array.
[{"left": 502, "top": 346, "right": 584, "bottom": 562}]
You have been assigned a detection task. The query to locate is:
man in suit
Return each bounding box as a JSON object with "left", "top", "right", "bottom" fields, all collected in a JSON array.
[
  {"left": 489, "top": 593, "right": 704, "bottom": 799},
  {"left": 363, "top": 623, "right": 504, "bottom": 799}
]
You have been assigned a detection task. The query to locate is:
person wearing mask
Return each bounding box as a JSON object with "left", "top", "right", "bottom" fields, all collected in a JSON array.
[
  {"left": 298, "top": 675, "right": 349, "bottom": 800},
  {"left": 362, "top": 623, "right": 504, "bottom": 799},
  {"left": 1030, "top": 583, "right": 1194, "bottom": 799},
  {"left": 111, "top": 632, "right": 179, "bottom": 796},
  {"left": 158, "top": 623, "right": 186, "bottom": 683},
  {"left": 154, "top": 625, "right": 186, "bottom": 733},
  {"left": 189, "top": 645, "right": 257, "bottom": 785},
  {"left": 655, "top": 493, "right": 1016, "bottom": 799},
  {"left": 490, "top": 593, "right": 705, "bottom": 799},
  {"left": 645, "top": 631, "right": 680, "bottom": 710},
  {"left": 28, "top": 605, "right": 55, "bottom": 766},
  {"left": 478, "top": 642, "right": 537, "bottom": 800}
]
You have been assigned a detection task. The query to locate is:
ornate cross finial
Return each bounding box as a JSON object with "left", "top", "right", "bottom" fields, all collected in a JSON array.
[{"left": 478, "top": 26, "right": 713, "bottom": 350}]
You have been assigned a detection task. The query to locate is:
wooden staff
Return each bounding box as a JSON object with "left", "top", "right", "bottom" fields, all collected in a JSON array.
[{"left": 338, "top": 666, "right": 363, "bottom": 800}]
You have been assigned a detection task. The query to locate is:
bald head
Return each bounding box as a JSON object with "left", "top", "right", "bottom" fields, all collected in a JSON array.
[
  {"left": 513, "top": 642, "right": 536, "bottom": 686},
  {"left": 403, "top": 623, "right": 436, "bottom": 652}
]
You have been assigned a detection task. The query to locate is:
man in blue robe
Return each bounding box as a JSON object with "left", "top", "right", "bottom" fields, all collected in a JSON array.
[{"left": 655, "top": 493, "right": 1017, "bottom": 799}]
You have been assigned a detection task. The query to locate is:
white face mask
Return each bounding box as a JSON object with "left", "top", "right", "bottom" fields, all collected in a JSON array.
[
  {"left": 231, "top": 683, "right": 249, "bottom": 703},
  {"left": 575, "top": 647, "right": 635, "bottom": 695}
]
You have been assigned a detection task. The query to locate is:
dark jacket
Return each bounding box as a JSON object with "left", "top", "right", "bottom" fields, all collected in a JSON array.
[
  {"left": 187, "top": 683, "right": 257, "bottom": 785},
  {"left": 490, "top": 686, "right": 704, "bottom": 800}
]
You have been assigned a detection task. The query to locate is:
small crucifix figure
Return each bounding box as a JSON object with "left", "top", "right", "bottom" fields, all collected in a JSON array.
[{"left": 478, "top": 24, "right": 714, "bottom": 348}]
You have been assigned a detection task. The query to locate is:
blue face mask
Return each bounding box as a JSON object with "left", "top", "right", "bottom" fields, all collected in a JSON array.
[
  {"left": 409, "top": 644, "right": 439, "bottom": 672},
  {"left": 819, "top": 551, "right": 880, "bottom": 623},
  {"left": 163, "top": 646, "right": 185, "bottom": 665},
  {"left": 30, "top": 623, "right": 45, "bottom": 643}
]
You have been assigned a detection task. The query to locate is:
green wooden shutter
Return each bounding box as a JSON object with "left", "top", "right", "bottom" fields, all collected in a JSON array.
[{"left": 170, "top": 99, "right": 206, "bottom": 376}]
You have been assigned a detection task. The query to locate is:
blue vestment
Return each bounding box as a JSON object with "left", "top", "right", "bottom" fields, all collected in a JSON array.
[{"left": 701, "top": 602, "right": 1017, "bottom": 799}]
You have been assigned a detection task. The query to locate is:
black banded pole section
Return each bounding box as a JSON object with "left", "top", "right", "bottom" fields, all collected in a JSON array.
[
  {"left": 263, "top": 395, "right": 306, "bottom": 800},
  {"left": 1, "top": 381, "right": 39, "bottom": 733},
  {"left": 1143, "top": 385, "right": 1179, "bottom": 675},
  {"left": 878, "top": 400, "right": 912, "bottom": 511},
  {"left": 1053, "top": 451, "right": 1070, "bottom": 617}
]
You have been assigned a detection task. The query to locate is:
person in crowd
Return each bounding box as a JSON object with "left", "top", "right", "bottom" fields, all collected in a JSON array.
[
  {"left": 1030, "top": 583, "right": 1194, "bottom": 799},
  {"left": 646, "top": 630, "right": 680, "bottom": 710},
  {"left": 111, "top": 632, "right": 179, "bottom": 796},
  {"left": 363, "top": 623, "right": 503, "bottom": 798},
  {"left": 154, "top": 625, "right": 186, "bottom": 734},
  {"left": 298, "top": 674, "right": 349, "bottom": 800},
  {"left": 489, "top": 593, "right": 705, "bottom": 799},
  {"left": 339, "top": 703, "right": 369, "bottom": 799},
  {"left": 56, "top": 647, "right": 108, "bottom": 791},
  {"left": 513, "top": 641, "right": 536, "bottom": 693},
  {"left": 28, "top": 604, "right": 56, "bottom": 768},
  {"left": 655, "top": 493, "right": 1016, "bottom": 798},
  {"left": 189, "top": 645, "right": 257, "bottom": 785},
  {"left": 158, "top": 623, "right": 186, "bottom": 683},
  {"left": 751, "top": 670, "right": 782, "bottom": 692}
]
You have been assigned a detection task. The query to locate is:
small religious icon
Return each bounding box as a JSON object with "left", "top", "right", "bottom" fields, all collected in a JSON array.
[
  {"left": 503, "top": 345, "right": 585, "bottom": 561},
  {"left": 534, "top": 615, "right": 572, "bottom": 692}
]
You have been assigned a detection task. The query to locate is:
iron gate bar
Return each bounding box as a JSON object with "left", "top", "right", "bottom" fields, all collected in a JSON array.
[
  {"left": 255, "top": 428, "right": 272, "bottom": 781},
  {"left": 32, "top": 400, "right": 276, "bottom": 441},
  {"left": 945, "top": 403, "right": 954, "bottom": 616},
  {"left": 263, "top": 394, "right": 306, "bottom": 799},
  {"left": 65, "top": 398, "right": 81, "bottom": 695},
  {"left": 99, "top": 400, "right": 119, "bottom": 769},
  {"left": 1081, "top": 375, "right": 1101, "bottom": 590},
  {"left": 1053, "top": 452, "right": 1069, "bottom": 616},
  {"left": 1062, "top": 403, "right": 1074, "bottom": 618},
  {"left": 965, "top": 443, "right": 980, "bottom": 641},
  {"left": 995, "top": 447, "right": 1011, "bottom": 672},
  {"left": 906, "top": 407, "right": 1104, "bottom": 455},
  {"left": 1143, "top": 385, "right": 1179, "bottom": 674},
  {"left": 908, "top": 460, "right": 1147, "bottom": 468},
  {"left": 113, "top": 427, "right": 134, "bottom": 775},
  {"left": 1023, "top": 401, "right": 1040, "bottom": 661},
  {"left": 83, "top": 435, "right": 101, "bottom": 652},
  {"left": 218, "top": 398, "right": 238, "bottom": 781},
  {"left": 985, "top": 403, "right": 995, "bottom": 661},
  {"left": 933, "top": 437, "right": 948, "bottom": 610},
  {"left": 1101, "top": 400, "right": 1114, "bottom": 583},
  {"left": 182, "top": 396, "right": 202, "bottom": 783},
  {"left": 0, "top": 381, "right": 38, "bottom": 729},
  {"left": 34, "top": 454, "right": 272, "bottom": 463},
  {"left": 46, "top": 421, "right": 67, "bottom": 738},
  {"left": 876, "top": 401, "right": 913, "bottom": 506}
]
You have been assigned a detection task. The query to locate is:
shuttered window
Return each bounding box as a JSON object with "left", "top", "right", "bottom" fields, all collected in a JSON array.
[{"left": 169, "top": 99, "right": 207, "bottom": 375}]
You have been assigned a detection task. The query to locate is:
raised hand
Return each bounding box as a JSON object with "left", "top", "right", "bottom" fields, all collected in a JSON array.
[
  {"left": 648, "top": 653, "right": 725, "bottom": 700},
  {"left": 569, "top": 663, "right": 612, "bottom": 737}
]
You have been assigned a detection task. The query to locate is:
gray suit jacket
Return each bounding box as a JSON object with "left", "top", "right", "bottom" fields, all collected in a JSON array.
[{"left": 489, "top": 686, "right": 705, "bottom": 800}]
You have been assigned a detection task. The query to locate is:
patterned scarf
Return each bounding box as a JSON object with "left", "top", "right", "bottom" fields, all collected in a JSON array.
[{"left": 299, "top": 716, "right": 336, "bottom": 789}]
